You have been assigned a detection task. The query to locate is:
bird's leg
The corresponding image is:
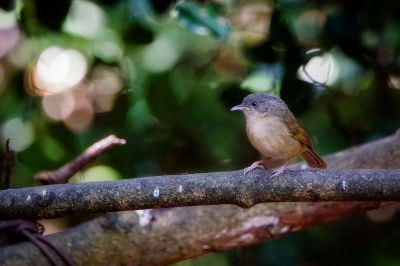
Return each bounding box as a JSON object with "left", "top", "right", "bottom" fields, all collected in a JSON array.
[
  {"left": 244, "top": 158, "right": 271, "bottom": 175},
  {"left": 270, "top": 159, "right": 291, "bottom": 178}
]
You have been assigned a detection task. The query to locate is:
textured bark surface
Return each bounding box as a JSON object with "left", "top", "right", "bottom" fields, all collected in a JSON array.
[
  {"left": 34, "top": 135, "right": 126, "bottom": 184},
  {"left": 0, "top": 130, "right": 399, "bottom": 265},
  {"left": 1, "top": 169, "right": 400, "bottom": 220}
]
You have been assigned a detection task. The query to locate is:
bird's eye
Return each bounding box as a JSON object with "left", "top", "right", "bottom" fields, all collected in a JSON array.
[{"left": 251, "top": 101, "right": 257, "bottom": 107}]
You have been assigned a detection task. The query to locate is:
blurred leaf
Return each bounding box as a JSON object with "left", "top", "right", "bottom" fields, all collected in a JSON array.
[
  {"left": 383, "top": 23, "right": 400, "bottom": 48},
  {"left": 92, "top": 29, "right": 124, "bottom": 62},
  {"left": 70, "top": 165, "right": 121, "bottom": 183},
  {"left": 41, "top": 136, "right": 66, "bottom": 162},
  {"left": 127, "top": 99, "right": 159, "bottom": 132},
  {"left": 173, "top": 0, "right": 230, "bottom": 39},
  {"left": 241, "top": 63, "right": 283, "bottom": 94},
  {"left": 63, "top": 0, "right": 105, "bottom": 40},
  {"left": 127, "top": 0, "right": 155, "bottom": 27}
]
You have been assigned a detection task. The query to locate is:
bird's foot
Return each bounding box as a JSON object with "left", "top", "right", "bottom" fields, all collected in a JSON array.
[
  {"left": 269, "top": 164, "right": 288, "bottom": 178},
  {"left": 244, "top": 161, "right": 265, "bottom": 175},
  {"left": 267, "top": 158, "right": 291, "bottom": 178}
]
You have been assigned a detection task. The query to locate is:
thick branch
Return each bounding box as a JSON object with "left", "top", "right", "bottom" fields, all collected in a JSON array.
[
  {"left": 1, "top": 169, "right": 400, "bottom": 220},
  {"left": 0, "top": 131, "right": 399, "bottom": 265}
]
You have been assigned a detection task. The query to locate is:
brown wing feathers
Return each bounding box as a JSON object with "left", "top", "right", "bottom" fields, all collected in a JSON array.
[
  {"left": 292, "top": 127, "right": 327, "bottom": 169},
  {"left": 301, "top": 148, "right": 326, "bottom": 168}
]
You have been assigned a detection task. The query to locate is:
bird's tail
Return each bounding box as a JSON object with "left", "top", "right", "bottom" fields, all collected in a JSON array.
[{"left": 301, "top": 148, "right": 326, "bottom": 168}]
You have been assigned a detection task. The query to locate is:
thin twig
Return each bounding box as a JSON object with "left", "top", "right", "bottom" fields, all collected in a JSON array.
[
  {"left": 0, "top": 220, "right": 73, "bottom": 266},
  {"left": 34, "top": 135, "right": 126, "bottom": 185},
  {"left": 1, "top": 139, "right": 15, "bottom": 189}
]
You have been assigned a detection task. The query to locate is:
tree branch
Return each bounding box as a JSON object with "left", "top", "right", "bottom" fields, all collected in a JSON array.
[
  {"left": 1, "top": 139, "right": 15, "bottom": 189},
  {"left": 1, "top": 168, "right": 400, "bottom": 220},
  {"left": 0, "top": 130, "right": 399, "bottom": 265},
  {"left": 34, "top": 135, "right": 126, "bottom": 185}
]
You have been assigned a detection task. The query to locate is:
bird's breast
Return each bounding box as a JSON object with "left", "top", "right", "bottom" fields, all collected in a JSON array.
[{"left": 245, "top": 115, "right": 302, "bottom": 159}]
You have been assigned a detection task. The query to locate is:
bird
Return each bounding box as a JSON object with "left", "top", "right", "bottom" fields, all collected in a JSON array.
[{"left": 231, "top": 92, "right": 326, "bottom": 177}]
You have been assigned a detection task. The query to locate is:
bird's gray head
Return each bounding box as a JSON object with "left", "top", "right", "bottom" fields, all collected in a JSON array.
[{"left": 230, "top": 93, "right": 287, "bottom": 117}]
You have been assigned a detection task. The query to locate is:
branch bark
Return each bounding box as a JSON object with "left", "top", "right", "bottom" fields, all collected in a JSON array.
[
  {"left": 1, "top": 139, "right": 15, "bottom": 189},
  {"left": 34, "top": 135, "right": 126, "bottom": 185},
  {"left": 0, "top": 130, "right": 399, "bottom": 265},
  {"left": 1, "top": 169, "right": 400, "bottom": 220}
]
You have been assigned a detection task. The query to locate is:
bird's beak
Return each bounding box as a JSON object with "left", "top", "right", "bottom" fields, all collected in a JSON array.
[{"left": 230, "top": 104, "right": 246, "bottom": 111}]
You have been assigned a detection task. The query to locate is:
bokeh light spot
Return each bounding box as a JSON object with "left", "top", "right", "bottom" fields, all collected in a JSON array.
[
  {"left": 0, "top": 24, "right": 20, "bottom": 59},
  {"left": 142, "top": 32, "right": 185, "bottom": 73},
  {"left": 42, "top": 91, "right": 76, "bottom": 121},
  {"left": 7, "top": 37, "right": 35, "bottom": 68},
  {"left": 90, "top": 65, "right": 122, "bottom": 112},
  {"left": 0, "top": 8, "right": 17, "bottom": 29},
  {"left": 70, "top": 165, "right": 121, "bottom": 183},
  {"left": 63, "top": 0, "right": 105, "bottom": 39},
  {"left": 1, "top": 117, "right": 34, "bottom": 152},
  {"left": 63, "top": 87, "right": 94, "bottom": 132},
  {"left": 293, "top": 9, "right": 326, "bottom": 45},
  {"left": 93, "top": 38, "right": 123, "bottom": 62},
  {"left": 298, "top": 52, "right": 339, "bottom": 86},
  {"left": 389, "top": 75, "right": 400, "bottom": 89},
  {"left": 230, "top": 2, "right": 273, "bottom": 46},
  {"left": 33, "top": 46, "right": 88, "bottom": 94}
]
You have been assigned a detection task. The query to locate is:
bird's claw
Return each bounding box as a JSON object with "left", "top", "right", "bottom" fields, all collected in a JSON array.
[
  {"left": 269, "top": 166, "right": 285, "bottom": 178},
  {"left": 243, "top": 161, "right": 265, "bottom": 175}
]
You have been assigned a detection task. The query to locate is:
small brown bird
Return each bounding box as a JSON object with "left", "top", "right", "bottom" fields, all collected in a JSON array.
[{"left": 231, "top": 93, "right": 326, "bottom": 177}]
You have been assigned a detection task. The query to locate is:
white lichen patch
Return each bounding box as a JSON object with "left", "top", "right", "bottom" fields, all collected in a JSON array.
[
  {"left": 219, "top": 233, "right": 256, "bottom": 247},
  {"left": 153, "top": 186, "right": 160, "bottom": 197},
  {"left": 136, "top": 209, "right": 152, "bottom": 227},
  {"left": 178, "top": 185, "right": 183, "bottom": 193},
  {"left": 202, "top": 244, "right": 210, "bottom": 250},
  {"left": 236, "top": 233, "right": 255, "bottom": 243},
  {"left": 291, "top": 226, "right": 302, "bottom": 232},
  {"left": 241, "top": 216, "right": 280, "bottom": 231},
  {"left": 341, "top": 180, "right": 348, "bottom": 191},
  {"left": 215, "top": 216, "right": 280, "bottom": 243},
  {"left": 280, "top": 225, "right": 290, "bottom": 233},
  {"left": 215, "top": 229, "right": 227, "bottom": 238}
]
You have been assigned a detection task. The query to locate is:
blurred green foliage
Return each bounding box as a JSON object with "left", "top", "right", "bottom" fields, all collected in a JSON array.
[{"left": 0, "top": 0, "right": 400, "bottom": 265}]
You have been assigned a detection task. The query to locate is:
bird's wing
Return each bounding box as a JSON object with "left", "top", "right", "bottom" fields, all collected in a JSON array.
[
  {"left": 282, "top": 111, "right": 326, "bottom": 168},
  {"left": 282, "top": 113, "right": 313, "bottom": 148},
  {"left": 276, "top": 106, "right": 313, "bottom": 148},
  {"left": 291, "top": 126, "right": 312, "bottom": 149}
]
